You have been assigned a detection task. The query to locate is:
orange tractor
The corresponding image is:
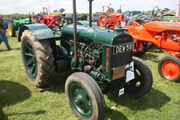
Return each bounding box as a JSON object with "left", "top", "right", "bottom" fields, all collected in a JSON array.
[
  {"left": 98, "top": 6, "right": 126, "bottom": 30},
  {"left": 126, "top": 16, "right": 180, "bottom": 82}
]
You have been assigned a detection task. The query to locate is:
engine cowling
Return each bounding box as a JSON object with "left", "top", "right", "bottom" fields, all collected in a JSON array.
[{"left": 61, "top": 24, "right": 133, "bottom": 46}]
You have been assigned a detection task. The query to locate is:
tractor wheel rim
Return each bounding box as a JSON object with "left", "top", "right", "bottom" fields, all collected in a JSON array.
[
  {"left": 23, "top": 40, "right": 37, "bottom": 79},
  {"left": 8, "top": 24, "right": 12, "bottom": 36},
  {"left": 161, "top": 61, "right": 180, "bottom": 79},
  {"left": 99, "top": 17, "right": 107, "bottom": 26},
  {"left": 69, "top": 82, "right": 93, "bottom": 118},
  {"left": 127, "top": 66, "right": 144, "bottom": 92}
]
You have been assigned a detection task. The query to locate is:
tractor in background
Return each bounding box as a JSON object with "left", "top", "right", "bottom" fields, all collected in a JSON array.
[
  {"left": 7, "top": 14, "right": 61, "bottom": 37},
  {"left": 98, "top": 6, "right": 126, "bottom": 30},
  {"left": 18, "top": 0, "right": 153, "bottom": 119},
  {"left": 32, "top": 14, "right": 63, "bottom": 30},
  {"left": 7, "top": 17, "right": 31, "bottom": 37},
  {"left": 31, "top": 7, "right": 64, "bottom": 30},
  {"left": 126, "top": 16, "right": 180, "bottom": 82}
]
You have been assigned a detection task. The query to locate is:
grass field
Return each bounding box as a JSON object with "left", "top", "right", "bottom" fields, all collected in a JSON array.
[{"left": 0, "top": 35, "right": 180, "bottom": 120}]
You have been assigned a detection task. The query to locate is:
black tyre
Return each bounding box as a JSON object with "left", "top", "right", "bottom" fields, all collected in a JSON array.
[
  {"left": 133, "top": 42, "right": 153, "bottom": 57},
  {"left": 21, "top": 30, "right": 55, "bottom": 88},
  {"left": 7, "top": 23, "right": 16, "bottom": 37},
  {"left": 65, "top": 72, "right": 105, "bottom": 120},
  {"left": 125, "top": 57, "right": 153, "bottom": 98},
  {"left": 98, "top": 15, "right": 108, "bottom": 27},
  {"left": 158, "top": 56, "right": 180, "bottom": 82},
  {"left": 133, "top": 43, "right": 146, "bottom": 57}
]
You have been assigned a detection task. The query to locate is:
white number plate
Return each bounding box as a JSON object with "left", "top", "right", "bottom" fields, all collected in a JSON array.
[
  {"left": 126, "top": 62, "right": 135, "bottom": 82},
  {"left": 113, "top": 42, "right": 136, "bottom": 55}
]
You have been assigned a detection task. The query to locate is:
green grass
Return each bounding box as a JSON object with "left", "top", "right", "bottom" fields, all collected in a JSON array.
[{"left": 0, "top": 35, "right": 180, "bottom": 120}]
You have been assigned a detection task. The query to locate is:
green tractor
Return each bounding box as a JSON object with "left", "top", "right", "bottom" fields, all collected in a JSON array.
[
  {"left": 19, "top": 0, "right": 153, "bottom": 119},
  {"left": 8, "top": 17, "right": 31, "bottom": 37}
]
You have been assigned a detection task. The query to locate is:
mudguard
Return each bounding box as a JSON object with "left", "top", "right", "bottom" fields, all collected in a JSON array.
[{"left": 18, "top": 24, "right": 55, "bottom": 42}]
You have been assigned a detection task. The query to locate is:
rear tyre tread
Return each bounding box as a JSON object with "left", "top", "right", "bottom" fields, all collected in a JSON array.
[{"left": 21, "top": 30, "right": 55, "bottom": 88}]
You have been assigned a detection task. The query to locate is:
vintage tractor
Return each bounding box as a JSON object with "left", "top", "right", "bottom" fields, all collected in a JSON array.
[
  {"left": 98, "top": 6, "right": 126, "bottom": 30},
  {"left": 32, "top": 14, "right": 63, "bottom": 28},
  {"left": 7, "top": 17, "right": 31, "bottom": 37},
  {"left": 126, "top": 16, "right": 180, "bottom": 82},
  {"left": 19, "top": 0, "right": 153, "bottom": 119}
]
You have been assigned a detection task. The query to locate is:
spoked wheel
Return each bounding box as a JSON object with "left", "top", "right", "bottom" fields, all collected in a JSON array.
[
  {"left": 65, "top": 72, "right": 105, "bottom": 120},
  {"left": 125, "top": 57, "right": 153, "bottom": 98},
  {"left": 98, "top": 15, "right": 108, "bottom": 27},
  {"left": 23, "top": 40, "right": 37, "bottom": 78},
  {"left": 7, "top": 23, "right": 16, "bottom": 37},
  {"left": 158, "top": 56, "right": 180, "bottom": 82},
  {"left": 21, "top": 30, "right": 55, "bottom": 88}
]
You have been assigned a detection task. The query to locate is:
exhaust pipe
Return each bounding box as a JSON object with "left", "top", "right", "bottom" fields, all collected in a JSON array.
[
  {"left": 73, "top": 0, "right": 78, "bottom": 65},
  {"left": 88, "top": 0, "right": 94, "bottom": 27}
]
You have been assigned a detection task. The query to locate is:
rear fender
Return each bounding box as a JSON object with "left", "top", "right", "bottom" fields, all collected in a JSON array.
[{"left": 18, "top": 23, "right": 55, "bottom": 42}]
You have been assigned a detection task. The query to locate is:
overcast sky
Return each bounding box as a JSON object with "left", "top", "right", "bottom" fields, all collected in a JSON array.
[{"left": 0, "top": 0, "right": 179, "bottom": 14}]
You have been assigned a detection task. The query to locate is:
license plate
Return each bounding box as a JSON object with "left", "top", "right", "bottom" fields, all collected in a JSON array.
[{"left": 113, "top": 42, "right": 136, "bottom": 55}]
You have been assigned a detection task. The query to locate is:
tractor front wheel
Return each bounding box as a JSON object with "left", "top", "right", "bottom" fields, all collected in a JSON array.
[
  {"left": 158, "top": 56, "right": 180, "bottom": 82},
  {"left": 125, "top": 57, "right": 153, "bottom": 98},
  {"left": 98, "top": 15, "right": 108, "bottom": 27},
  {"left": 7, "top": 23, "right": 16, "bottom": 37},
  {"left": 65, "top": 72, "right": 105, "bottom": 120},
  {"left": 21, "top": 30, "right": 55, "bottom": 88}
]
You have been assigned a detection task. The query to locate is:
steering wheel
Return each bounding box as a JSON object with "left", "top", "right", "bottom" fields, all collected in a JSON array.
[
  {"left": 124, "top": 11, "right": 132, "bottom": 18},
  {"left": 152, "top": 6, "right": 160, "bottom": 17},
  {"left": 50, "top": 15, "right": 67, "bottom": 31}
]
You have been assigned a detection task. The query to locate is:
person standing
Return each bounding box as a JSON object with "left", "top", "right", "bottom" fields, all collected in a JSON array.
[{"left": 0, "top": 14, "right": 12, "bottom": 50}]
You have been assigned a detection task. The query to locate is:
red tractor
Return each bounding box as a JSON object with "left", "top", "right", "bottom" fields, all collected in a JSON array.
[
  {"left": 126, "top": 16, "right": 180, "bottom": 82},
  {"left": 31, "top": 6, "right": 64, "bottom": 28},
  {"left": 32, "top": 14, "right": 62, "bottom": 27},
  {"left": 98, "top": 6, "right": 126, "bottom": 30}
]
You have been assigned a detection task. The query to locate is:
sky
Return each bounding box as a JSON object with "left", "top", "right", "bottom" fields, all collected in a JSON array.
[{"left": 0, "top": 0, "right": 179, "bottom": 14}]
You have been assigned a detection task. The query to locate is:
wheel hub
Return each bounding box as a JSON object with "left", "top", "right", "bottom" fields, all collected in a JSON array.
[
  {"left": 99, "top": 17, "right": 107, "bottom": 26},
  {"left": 23, "top": 40, "right": 37, "bottom": 79},
  {"left": 161, "top": 61, "right": 180, "bottom": 79},
  {"left": 70, "top": 83, "right": 92, "bottom": 117}
]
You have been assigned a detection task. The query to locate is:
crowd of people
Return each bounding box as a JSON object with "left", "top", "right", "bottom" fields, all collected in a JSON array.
[{"left": 0, "top": 13, "right": 12, "bottom": 51}]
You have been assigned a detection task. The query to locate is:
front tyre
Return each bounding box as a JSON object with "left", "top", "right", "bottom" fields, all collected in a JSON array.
[
  {"left": 98, "top": 15, "right": 108, "bottom": 27},
  {"left": 21, "top": 30, "right": 55, "bottom": 88},
  {"left": 158, "top": 56, "right": 180, "bottom": 82},
  {"left": 125, "top": 57, "right": 153, "bottom": 98},
  {"left": 7, "top": 23, "right": 16, "bottom": 37},
  {"left": 65, "top": 72, "right": 105, "bottom": 120}
]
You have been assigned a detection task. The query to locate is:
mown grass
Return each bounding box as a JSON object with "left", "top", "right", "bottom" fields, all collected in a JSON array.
[{"left": 0, "top": 35, "right": 180, "bottom": 120}]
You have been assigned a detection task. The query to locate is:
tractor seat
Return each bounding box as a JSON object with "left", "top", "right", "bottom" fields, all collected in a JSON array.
[{"left": 144, "top": 21, "right": 180, "bottom": 33}]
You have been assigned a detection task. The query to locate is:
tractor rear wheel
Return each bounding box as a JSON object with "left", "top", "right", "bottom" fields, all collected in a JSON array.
[
  {"left": 7, "top": 23, "right": 16, "bottom": 37},
  {"left": 158, "top": 56, "right": 180, "bottom": 82},
  {"left": 125, "top": 57, "right": 153, "bottom": 98},
  {"left": 21, "top": 30, "right": 55, "bottom": 88},
  {"left": 65, "top": 72, "right": 105, "bottom": 120},
  {"left": 98, "top": 15, "right": 108, "bottom": 27}
]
